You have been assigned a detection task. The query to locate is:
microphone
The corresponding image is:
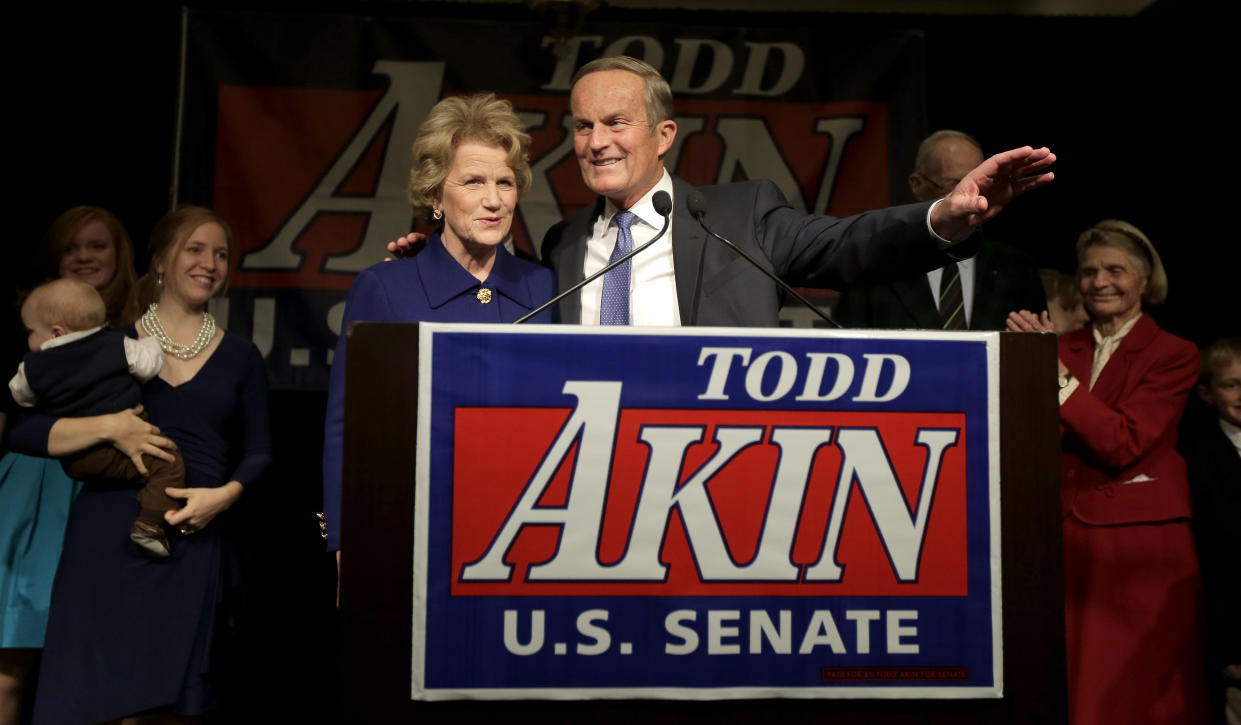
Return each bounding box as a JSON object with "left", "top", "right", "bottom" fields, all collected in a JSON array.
[
  {"left": 686, "top": 190, "right": 839, "bottom": 329},
  {"left": 685, "top": 190, "right": 708, "bottom": 220},
  {"left": 651, "top": 189, "right": 673, "bottom": 217},
  {"left": 515, "top": 190, "right": 673, "bottom": 324}
]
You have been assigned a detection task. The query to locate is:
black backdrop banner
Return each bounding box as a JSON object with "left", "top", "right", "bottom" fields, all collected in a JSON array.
[{"left": 178, "top": 9, "right": 926, "bottom": 389}]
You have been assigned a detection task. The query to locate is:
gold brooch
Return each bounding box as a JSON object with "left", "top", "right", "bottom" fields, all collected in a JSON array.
[{"left": 476, "top": 288, "right": 493, "bottom": 304}]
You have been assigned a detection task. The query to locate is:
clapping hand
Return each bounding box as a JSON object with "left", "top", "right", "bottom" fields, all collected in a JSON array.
[{"left": 1006, "top": 309, "right": 1055, "bottom": 334}]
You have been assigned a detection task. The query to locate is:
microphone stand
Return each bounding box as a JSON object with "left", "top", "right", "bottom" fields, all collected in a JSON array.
[
  {"left": 514, "top": 208, "right": 672, "bottom": 325},
  {"left": 687, "top": 192, "right": 840, "bottom": 329}
]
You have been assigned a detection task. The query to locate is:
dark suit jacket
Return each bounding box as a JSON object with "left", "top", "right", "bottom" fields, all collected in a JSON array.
[
  {"left": 833, "top": 235, "right": 1046, "bottom": 330},
  {"left": 541, "top": 177, "right": 954, "bottom": 326},
  {"left": 1181, "top": 413, "right": 1241, "bottom": 671},
  {"left": 1058, "top": 314, "right": 1199, "bottom": 525}
]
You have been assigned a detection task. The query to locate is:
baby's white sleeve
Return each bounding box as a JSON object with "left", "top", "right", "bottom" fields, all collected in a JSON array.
[
  {"left": 125, "top": 336, "right": 165, "bottom": 382},
  {"left": 8, "top": 363, "right": 37, "bottom": 407}
]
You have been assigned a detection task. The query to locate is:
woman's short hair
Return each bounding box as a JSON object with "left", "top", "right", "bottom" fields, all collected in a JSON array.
[
  {"left": 44, "top": 206, "right": 137, "bottom": 325},
  {"left": 407, "top": 94, "right": 532, "bottom": 223},
  {"left": 571, "top": 55, "right": 675, "bottom": 129},
  {"left": 123, "top": 206, "right": 235, "bottom": 323},
  {"left": 1075, "top": 219, "right": 1168, "bottom": 305}
]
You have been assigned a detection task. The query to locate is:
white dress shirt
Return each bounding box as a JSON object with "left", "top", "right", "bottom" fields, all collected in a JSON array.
[
  {"left": 1219, "top": 417, "right": 1241, "bottom": 461},
  {"left": 925, "top": 258, "right": 977, "bottom": 328},
  {"left": 580, "top": 170, "right": 680, "bottom": 326}
]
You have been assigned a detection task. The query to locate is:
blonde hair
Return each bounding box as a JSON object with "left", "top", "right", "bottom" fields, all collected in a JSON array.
[
  {"left": 1075, "top": 220, "right": 1167, "bottom": 305},
  {"left": 407, "top": 94, "right": 532, "bottom": 224},
  {"left": 572, "top": 55, "right": 675, "bottom": 129},
  {"left": 1039, "top": 268, "right": 1082, "bottom": 309},
  {"left": 123, "top": 206, "right": 235, "bottom": 323},
  {"left": 44, "top": 206, "right": 136, "bottom": 325},
  {"left": 1201, "top": 337, "right": 1241, "bottom": 383},
  {"left": 25, "top": 278, "right": 107, "bottom": 332}
]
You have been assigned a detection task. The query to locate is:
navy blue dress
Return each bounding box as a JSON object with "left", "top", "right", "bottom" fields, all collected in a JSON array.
[
  {"left": 23, "top": 330, "right": 272, "bottom": 724},
  {"left": 321, "top": 234, "right": 556, "bottom": 551}
]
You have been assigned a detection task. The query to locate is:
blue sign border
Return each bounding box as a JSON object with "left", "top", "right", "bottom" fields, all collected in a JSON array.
[{"left": 413, "top": 324, "right": 1001, "bottom": 700}]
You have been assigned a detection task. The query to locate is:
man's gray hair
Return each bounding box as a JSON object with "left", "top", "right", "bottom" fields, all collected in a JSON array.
[{"left": 571, "top": 55, "right": 675, "bottom": 131}]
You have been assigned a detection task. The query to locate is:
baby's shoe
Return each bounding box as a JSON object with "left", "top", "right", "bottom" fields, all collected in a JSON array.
[{"left": 130, "top": 520, "right": 171, "bottom": 558}]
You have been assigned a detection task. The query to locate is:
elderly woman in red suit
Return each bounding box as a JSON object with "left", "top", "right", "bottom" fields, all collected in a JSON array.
[{"left": 1009, "top": 220, "right": 1208, "bottom": 724}]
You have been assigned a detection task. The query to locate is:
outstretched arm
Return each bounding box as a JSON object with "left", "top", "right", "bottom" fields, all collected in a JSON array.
[{"left": 931, "top": 146, "right": 1056, "bottom": 242}]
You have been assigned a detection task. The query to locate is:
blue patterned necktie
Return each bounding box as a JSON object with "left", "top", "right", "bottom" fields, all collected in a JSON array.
[{"left": 600, "top": 210, "right": 637, "bottom": 325}]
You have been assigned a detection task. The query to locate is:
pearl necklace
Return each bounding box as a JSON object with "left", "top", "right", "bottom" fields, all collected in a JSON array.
[{"left": 140, "top": 303, "right": 216, "bottom": 360}]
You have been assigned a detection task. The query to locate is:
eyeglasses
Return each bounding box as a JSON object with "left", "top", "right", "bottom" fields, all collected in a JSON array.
[{"left": 913, "top": 172, "right": 961, "bottom": 196}]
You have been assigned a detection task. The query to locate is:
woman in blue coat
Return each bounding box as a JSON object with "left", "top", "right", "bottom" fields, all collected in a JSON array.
[{"left": 322, "top": 93, "right": 556, "bottom": 588}]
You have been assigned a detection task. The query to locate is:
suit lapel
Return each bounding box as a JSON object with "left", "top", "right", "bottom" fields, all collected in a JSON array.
[
  {"left": 671, "top": 177, "right": 707, "bottom": 325},
  {"left": 550, "top": 198, "right": 602, "bottom": 324},
  {"left": 971, "top": 244, "right": 1003, "bottom": 330},
  {"left": 1062, "top": 328, "right": 1094, "bottom": 384},
  {"left": 1089, "top": 315, "right": 1156, "bottom": 403},
  {"left": 892, "top": 275, "right": 942, "bottom": 329}
]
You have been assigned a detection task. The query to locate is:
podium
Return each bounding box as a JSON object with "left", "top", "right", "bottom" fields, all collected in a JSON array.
[{"left": 340, "top": 323, "right": 1064, "bottom": 723}]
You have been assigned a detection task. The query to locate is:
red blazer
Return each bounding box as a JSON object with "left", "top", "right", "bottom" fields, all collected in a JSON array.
[{"left": 1059, "top": 314, "right": 1199, "bottom": 525}]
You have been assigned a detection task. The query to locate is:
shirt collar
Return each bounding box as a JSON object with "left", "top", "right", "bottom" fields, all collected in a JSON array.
[
  {"left": 1092, "top": 311, "right": 1142, "bottom": 346},
  {"left": 601, "top": 168, "right": 673, "bottom": 231},
  {"left": 418, "top": 232, "right": 533, "bottom": 309},
  {"left": 1220, "top": 417, "right": 1241, "bottom": 453},
  {"left": 40, "top": 326, "right": 104, "bottom": 350}
]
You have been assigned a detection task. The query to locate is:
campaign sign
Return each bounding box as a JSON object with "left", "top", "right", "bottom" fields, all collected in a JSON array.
[{"left": 412, "top": 324, "right": 1001, "bottom": 700}]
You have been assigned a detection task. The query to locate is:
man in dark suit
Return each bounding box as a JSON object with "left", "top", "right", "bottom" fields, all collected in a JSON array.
[
  {"left": 833, "top": 130, "right": 1048, "bottom": 330},
  {"left": 540, "top": 57, "right": 1055, "bottom": 326}
]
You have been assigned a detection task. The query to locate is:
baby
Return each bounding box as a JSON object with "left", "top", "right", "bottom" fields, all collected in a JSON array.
[{"left": 8, "top": 278, "right": 185, "bottom": 558}]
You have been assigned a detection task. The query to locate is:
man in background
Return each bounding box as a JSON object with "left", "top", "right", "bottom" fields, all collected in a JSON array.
[{"left": 834, "top": 130, "right": 1048, "bottom": 330}]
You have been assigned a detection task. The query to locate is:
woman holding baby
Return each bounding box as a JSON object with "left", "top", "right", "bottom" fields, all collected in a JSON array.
[{"left": 6, "top": 206, "right": 271, "bottom": 723}]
